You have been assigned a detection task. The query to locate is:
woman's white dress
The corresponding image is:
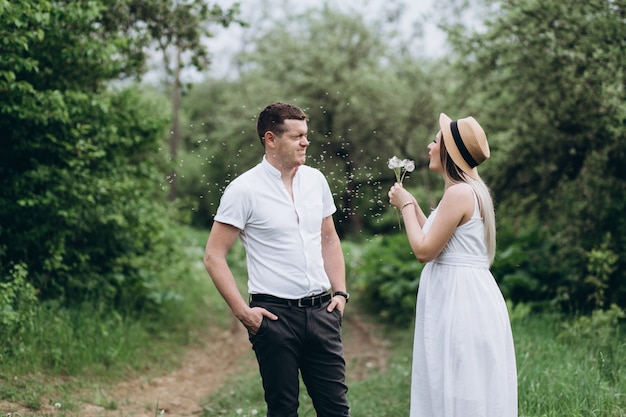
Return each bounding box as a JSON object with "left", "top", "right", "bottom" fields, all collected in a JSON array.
[{"left": 410, "top": 195, "right": 518, "bottom": 417}]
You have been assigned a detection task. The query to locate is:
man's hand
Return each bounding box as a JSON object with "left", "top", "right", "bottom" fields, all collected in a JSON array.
[
  {"left": 327, "top": 295, "right": 347, "bottom": 315},
  {"left": 238, "top": 306, "right": 278, "bottom": 334}
]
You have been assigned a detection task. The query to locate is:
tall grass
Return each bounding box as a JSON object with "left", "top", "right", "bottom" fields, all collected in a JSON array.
[
  {"left": 515, "top": 308, "right": 626, "bottom": 416},
  {"left": 1, "top": 303, "right": 177, "bottom": 412},
  {"left": 0, "top": 226, "right": 222, "bottom": 414}
]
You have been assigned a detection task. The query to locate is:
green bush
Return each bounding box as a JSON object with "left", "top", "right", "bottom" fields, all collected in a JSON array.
[
  {"left": 0, "top": 1, "right": 187, "bottom": 314},
  {"left": 493, "top": 218, "right": 625, "bottom": 313},
  {"left": 558, "top": 304, "right": 625, "bottom": 346},
  {"left": 352, "top": 234, "right": 423, "bottom": 325},
  {"left": 0, "top": 263, "right": 38, "bottom": 357},
  {"left": 492, "top": 220, "right": 562, "bottom": 306},
  {"left": 584, "top": 234, "right": 618, "bottom": 309},
  {"left": 0, "top": 85, "right": 179, "bottom": 311}
]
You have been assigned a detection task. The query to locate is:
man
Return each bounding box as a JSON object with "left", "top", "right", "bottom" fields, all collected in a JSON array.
[{"left": 203, "top": 102, "right": 350, "bottom": 417}]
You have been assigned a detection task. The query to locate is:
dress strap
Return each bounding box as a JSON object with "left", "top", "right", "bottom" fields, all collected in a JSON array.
[{"left": 471, "top": 189, "right": 481, "bottom": 219}]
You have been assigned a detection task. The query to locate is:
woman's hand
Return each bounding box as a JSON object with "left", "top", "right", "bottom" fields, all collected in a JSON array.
[{"left": 388, "top": 182, "right": 415, "bottom": 210}]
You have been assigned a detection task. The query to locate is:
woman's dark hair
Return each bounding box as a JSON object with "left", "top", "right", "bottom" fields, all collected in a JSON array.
[
  {"left": 440, "top": 137, "right": 467, "bottom": 182},
  {"left": 256, "top": 102, "right": 308, "bottom": 146}
]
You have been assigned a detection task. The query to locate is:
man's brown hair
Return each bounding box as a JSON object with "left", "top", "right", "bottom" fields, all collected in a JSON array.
[{"left": 256, "top": 102, "right": 308, "bottom": 146}]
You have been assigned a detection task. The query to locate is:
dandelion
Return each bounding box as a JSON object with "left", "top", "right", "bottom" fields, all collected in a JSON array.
[
  {"left": 54, "top": 403, "right": 61, "bottom": 409},
  {"left": 388, "top": 156, "right": 415, "bottom": 229},
  {"left": 388, "top": 156, "right": 415, "bottom": 183}
]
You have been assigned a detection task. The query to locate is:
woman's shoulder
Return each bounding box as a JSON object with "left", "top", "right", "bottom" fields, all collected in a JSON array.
[
  {"left": 444, "top": 182, "right": 474, "bottom": 199},
  {"left": 440, "top": 183, "right": 475, "bottom": 215}
]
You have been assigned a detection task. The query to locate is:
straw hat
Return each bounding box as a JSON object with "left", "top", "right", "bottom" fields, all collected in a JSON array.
[{"left": 439, "top": 113, "right": 490, "bottom": 179}]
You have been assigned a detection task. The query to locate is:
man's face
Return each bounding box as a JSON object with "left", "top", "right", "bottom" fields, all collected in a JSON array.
[{"left": 270, "top": 119, "right": 309, "bottom": 169}]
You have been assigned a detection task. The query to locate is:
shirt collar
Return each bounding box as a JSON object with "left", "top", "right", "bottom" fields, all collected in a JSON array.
[
  {"left": 262, "top": 155, "right": 301, "bottom": 180},
  {"left": 262, "top": 155, "right": 281, "bottom": 179}
]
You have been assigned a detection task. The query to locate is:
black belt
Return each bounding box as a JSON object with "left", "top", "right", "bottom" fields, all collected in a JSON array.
[{"left": 250, "top": 292, "right": 331, "bottom": 308}]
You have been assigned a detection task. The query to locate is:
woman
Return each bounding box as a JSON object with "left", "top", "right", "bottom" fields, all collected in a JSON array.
[{"left": 388, "top": 113, "right": 517, "bottom": 416}]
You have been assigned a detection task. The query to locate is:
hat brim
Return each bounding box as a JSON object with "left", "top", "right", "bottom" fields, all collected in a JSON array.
[{"left": 439, "top": 113, "right": 479, "bottom": 180}]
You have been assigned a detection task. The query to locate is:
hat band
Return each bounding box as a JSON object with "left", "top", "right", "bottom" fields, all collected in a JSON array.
[{"left": 450, "top": 120, "right": 478, "bottom": 168}]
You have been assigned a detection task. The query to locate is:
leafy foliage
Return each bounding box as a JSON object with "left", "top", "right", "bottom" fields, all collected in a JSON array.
[
  {"left": 441, "top": 0, "right": 626, "bottom": 311},
  {"left": 177, "top": 0, "right": 626, "bottom": 316},
  {"left": 0, "top": 1, "right": 187, "bottom": 311},
  {"left": 558, "top": 304, "right": 626, "bottom": 347},
  {"left": 0, "top": 263, "right": 38, "bottom": 357},
  {"left": 491, "top": 218, "right": 562, "bottom": 306},
  {"left": 352, "top": 234, "right": 424, "bottom": 325},
  {"left": 180, "top": 6, "right": 443, "bottom": 234}
]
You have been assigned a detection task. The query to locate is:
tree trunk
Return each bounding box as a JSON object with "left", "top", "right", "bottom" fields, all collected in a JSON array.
[{"left": 168, "top": 44, "right": 182, "bottom": 201}]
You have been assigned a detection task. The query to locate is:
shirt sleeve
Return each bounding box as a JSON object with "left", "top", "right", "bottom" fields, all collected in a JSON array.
[
  {"left": 214, "top": 179, "right": 250, "bottom": 230},
  {"left": 320, "top": 172, "right": 337, "bottom": 219}
]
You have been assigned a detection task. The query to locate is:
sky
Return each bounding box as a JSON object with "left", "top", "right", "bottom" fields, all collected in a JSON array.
[{"left": 146, "top": 0, "right": 447, "bottom": 82}]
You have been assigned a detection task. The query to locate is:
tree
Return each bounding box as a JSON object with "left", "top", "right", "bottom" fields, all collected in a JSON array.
[
  {"left": 0, "top": 0, "right": 179, "bottom": 309},
  {"left": 109, "top": 0, "right": 245, "bottom": 200},
  {"left": 442, "top": 0, "right": 626, "bottom": 309},
  {"left": 180, "top": 5, "right": 444, "bottom": 235}
]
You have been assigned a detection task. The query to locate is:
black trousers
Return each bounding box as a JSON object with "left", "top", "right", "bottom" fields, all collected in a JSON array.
[{"left": 248, "top": 298, "right": 350, "bottom": 417}]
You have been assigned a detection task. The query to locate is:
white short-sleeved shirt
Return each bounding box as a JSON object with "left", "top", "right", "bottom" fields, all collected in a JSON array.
[{"left": 214, "top": 156, "right": 337, "bottom": 299}]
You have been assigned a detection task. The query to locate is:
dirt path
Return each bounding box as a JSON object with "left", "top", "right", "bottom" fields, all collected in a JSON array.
[
  {"left": 79, "top": 318, "right": 251, "bottom": 417},
  {"left": 3, "top": 310, "right": 390, "bottom": 417}
]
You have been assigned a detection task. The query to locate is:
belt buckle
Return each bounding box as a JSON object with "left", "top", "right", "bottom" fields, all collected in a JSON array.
[{"left": 302, "top": 295, "right": 320, "bottom": 307}]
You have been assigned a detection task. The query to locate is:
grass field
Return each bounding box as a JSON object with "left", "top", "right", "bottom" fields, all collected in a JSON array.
[
  {"left": 201, "top": 304, "right": 626, "bottom": 417},
  {"left": 1, "top": 226, "right": 625, "bottom": 416}
]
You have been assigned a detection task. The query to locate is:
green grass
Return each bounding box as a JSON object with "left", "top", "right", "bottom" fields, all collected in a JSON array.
[
  {"left": 1, "top": 304, "right": 175, "bottom": 410},
  {"left": 199, "top": 307, "right": 626, "bottom": 417},
  {"left": 515, "top": 311, "right": 626, "bottom": 416},
  {"left": 1, "top": 226, "right": 625, "bottom": 416},
  {"left": 0, "top": 226, "right": 221, "bottom": 415}
]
